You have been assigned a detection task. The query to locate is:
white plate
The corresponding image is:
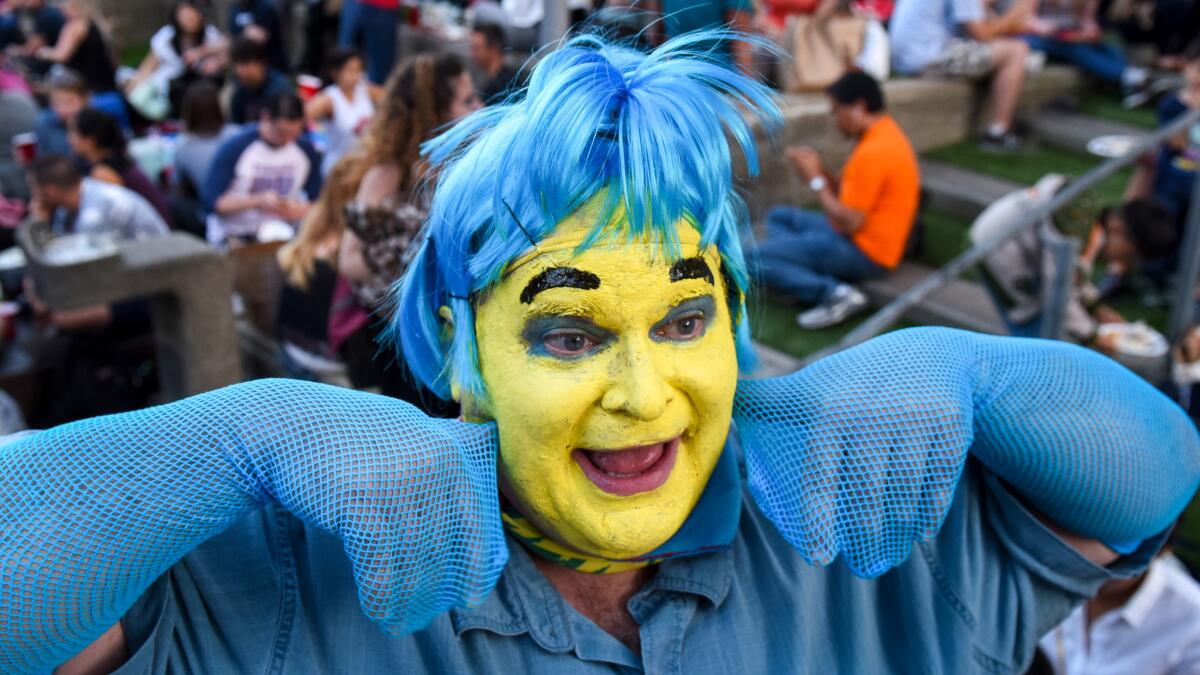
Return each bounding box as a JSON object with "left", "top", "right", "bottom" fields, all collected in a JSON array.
[
  {"left": 1086, "top": 134, "right": 1140, "bottom": 159},
  {"left": 1098, "top": 321, "right": 1169, "bottom": 358}
]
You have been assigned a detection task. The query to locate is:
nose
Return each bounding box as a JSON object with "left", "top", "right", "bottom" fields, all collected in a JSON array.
[{"left": 600, "top": 339, "right": 673, "bottom": 421}]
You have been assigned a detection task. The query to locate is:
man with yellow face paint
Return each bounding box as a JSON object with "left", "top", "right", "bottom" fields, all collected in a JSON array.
[{"left": 3, "top": 30, "right": 1200, "bottom": 675}]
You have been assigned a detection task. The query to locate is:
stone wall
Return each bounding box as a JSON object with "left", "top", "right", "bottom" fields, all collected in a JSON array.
[{"left": 739, "top": 65, "right": 1082, "bottom": 220}]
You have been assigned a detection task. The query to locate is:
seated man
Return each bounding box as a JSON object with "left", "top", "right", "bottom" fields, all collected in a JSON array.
[
  {"left": 753, "top": 71, "right": 919, "bottom": 330},
  {"left": 28, "top": 153, "right": 168, "bottom": 241},
  {"left": 890, "top": 0, "right": 1036, "bottom": 151},
  {"left": 22, "top": 154, "right": 168, "bottom": 420},
  {"left": 228, "top": 36, "right": 291, "bottom": 125},
  {"left": 3, "top": 32, "right": 1199, "bottom": 675},
  {"left": 202, "top": 92, "right": 321, "bottom": 247}
]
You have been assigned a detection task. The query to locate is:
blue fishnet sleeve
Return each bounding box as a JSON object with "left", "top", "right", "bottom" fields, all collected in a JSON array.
[
  {"left": 0, "top": 379, "right": 507, "bottom": 674},
  {"left": 734, "top": 327, "right": 1200, "bottom": 578}
]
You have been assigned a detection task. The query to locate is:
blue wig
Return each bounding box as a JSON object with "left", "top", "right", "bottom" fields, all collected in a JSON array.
[{"left": 392, "top": 29, "right": 782, "bottom": 402}]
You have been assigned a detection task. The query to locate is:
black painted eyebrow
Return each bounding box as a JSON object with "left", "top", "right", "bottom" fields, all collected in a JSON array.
[
  {"left": 669, "top": 257, "right": 715, "bottom": 285},
  {"left": 520, "top": 267, "right": 601, "bottom": 304}
]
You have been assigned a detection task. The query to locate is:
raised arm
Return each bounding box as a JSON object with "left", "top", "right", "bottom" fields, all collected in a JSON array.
[
  {"left": 0, "top": 379, "right": 506, "bottom": 673},
  {"left": 734, "top": 328, "right": 1200, "bottom": 576}
]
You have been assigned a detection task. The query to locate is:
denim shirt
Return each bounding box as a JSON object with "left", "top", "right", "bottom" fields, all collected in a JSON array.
[{"left": 113, "top": 461, "right": 1160, "bottom": 674}]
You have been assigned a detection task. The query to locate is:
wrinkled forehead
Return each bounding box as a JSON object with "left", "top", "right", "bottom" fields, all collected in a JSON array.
[{"left": 502, "top": 214, "right": 719, "bottom": 284}]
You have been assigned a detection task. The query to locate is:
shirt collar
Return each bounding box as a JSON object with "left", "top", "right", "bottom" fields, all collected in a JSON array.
[
  {"left": 860, "top": 114, "right": 891, "bottom": 141},
  {"left": 449, "top": 524, "right": 738, "bottom": 647},
  {"left": 449, "top": 538, "right": 575, "bottom": 652},
  {"left": 640, "top": 527, "right": 735, "bottom": 609},
  {"left": 1116, "top": 557, "right": 1168, "bottom": 628}
]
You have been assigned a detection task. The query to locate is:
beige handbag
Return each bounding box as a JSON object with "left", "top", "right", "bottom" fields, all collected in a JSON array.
[{"left": 788, "top": 10, "right": 867, "bottom": 92}]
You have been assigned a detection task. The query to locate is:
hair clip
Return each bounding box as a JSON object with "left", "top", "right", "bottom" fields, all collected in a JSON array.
[{"left": 502, "top": 198, "right": 539, "bottom": 250}]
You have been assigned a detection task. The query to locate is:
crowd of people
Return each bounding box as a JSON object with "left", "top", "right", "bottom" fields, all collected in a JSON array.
[{"left": 0, "top": 1, "right": 1198, "bottom": 673}]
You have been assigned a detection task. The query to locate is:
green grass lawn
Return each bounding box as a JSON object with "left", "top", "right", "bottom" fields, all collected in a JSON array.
[
  {"left": 749, "top": 292, "right": 869, "bottom": 359},
  {"left": 749, "top": 291, "right": 915, "bottom": 360},
  {"left": 1078, "top": 90, "right": 1160, "bottom": 130},
  {"left": 1104, "top": 291, "right": 1172, "bottom": 331},
  {"left": 917, "top": 210, "right": 973, "bottom": 269},
  {"left": 924, "top": 142, "right": 1132, "bottom": 239}
]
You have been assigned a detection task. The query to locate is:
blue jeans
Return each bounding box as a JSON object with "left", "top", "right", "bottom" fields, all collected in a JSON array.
[
  {"left": 1021, "top": 35, "right": 1128, "bottom": 84},
  {"left": 338, "top": 0, "right": 398, "bottom": 84},
  {"left": 751, "top": 206, "right": 886, "bottom": 304}
]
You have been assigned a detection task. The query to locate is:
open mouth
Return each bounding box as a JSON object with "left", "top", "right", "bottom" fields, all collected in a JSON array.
[{"left": 573, "top": 437, "right": 680, "bottom": 497}]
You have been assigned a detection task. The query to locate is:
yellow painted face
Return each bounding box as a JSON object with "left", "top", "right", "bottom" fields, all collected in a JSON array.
[{"left": 473, "top": 213, "right": 739, "bottom": 560}]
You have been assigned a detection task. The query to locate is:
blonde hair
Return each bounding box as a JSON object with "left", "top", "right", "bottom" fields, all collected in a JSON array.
[{"left": 278, "top": 152, "right": 370, "bottom": 289}]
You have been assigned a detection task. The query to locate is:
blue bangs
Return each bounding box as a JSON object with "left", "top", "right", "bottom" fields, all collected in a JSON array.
[{"left": 391, "top": 29, "right": 782, "bottom": 402}]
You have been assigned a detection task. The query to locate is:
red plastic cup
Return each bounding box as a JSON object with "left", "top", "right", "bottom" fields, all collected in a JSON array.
[
  {"left": 0, "top": 301, "right": 18, "bottom": 342},
  {"left": 11, "top": 133, "right": 36, "bottom": 165},
  {"left": 297, "top": 75, "right": 322, "bottom": 102}
]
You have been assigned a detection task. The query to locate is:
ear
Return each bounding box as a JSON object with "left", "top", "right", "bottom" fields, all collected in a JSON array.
[{"left": 437, "top": 304, "right": 467, "bottom": 406}]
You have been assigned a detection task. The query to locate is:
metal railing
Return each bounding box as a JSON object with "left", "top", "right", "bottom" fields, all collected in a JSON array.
[{"left": 803, "top": 104, "right": 1200, "bottom": 364}]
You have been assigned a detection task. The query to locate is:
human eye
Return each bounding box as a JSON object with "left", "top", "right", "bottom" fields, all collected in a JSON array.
[
  {"left": 652, "top": 296, "right": 715, "bottom": 343},
  {"left": 523, "top": 316, "right": 613, "bottom": 360},
  {"left": 541, "top": 330, "right": 603, "bottom": 358},
  {"left": 654, "top": 312, "right": 707, "bottom": 342}
]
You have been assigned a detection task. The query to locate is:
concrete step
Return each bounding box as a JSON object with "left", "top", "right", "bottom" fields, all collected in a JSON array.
[
  {"left": 1027, "top": 109, "right": 1147, "bottom": 155},
  {"left": 920, "top": 160, "right": 1023, "bottom": 221},
  {"left": 861, "top": 261, "right": 1007, "bottom": 335}
]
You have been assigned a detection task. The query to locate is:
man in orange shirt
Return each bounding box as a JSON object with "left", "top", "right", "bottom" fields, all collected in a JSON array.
[{"left": 753, "top": 71, "right": 920, "bottom": 329}]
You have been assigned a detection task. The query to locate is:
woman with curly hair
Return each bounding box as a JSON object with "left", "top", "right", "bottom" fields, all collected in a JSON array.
[
  {"left": 339, "top": 54, "right": 478, "bottom": 406},
  {"left": 339, "top": 53, "right": 481, "bottom": 307},
  {"left": 279, "top": 53, "right": 479, "bottom": 411}
]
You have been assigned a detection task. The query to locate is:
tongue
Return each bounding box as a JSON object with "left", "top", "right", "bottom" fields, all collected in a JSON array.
[{"left": 586, "top": 443, "right": 665, "bottom": 475}]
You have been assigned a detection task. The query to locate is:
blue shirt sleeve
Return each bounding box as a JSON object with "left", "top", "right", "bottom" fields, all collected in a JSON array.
[
  {"left": 200, "top": 130, "right": 256, "bottom": 214},
  {"left": 117, "top": 507, "right": 289, "bottom": 674},
  {"left": 919, "top": 461, "right": 1168, "bottom": 667},
  {"left": 949, "top": 0, "right": 985, "bottom": 25}
]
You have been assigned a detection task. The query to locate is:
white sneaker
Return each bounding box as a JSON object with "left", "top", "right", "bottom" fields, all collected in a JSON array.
[{"left": 796, "top": 284, "right": 868, "bottom": 330}]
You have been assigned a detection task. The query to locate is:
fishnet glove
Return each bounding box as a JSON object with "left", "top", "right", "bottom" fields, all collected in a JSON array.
[
  {"left": 735, "top": 328, "right": 1200, "bottom": 577},
  {"left": 0, "top": 379, "right": 506, "bottom": 674}
]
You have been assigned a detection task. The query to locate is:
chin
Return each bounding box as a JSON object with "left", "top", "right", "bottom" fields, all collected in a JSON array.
[
  {"left": 568, "top": 508, "right": 689, "bottom": 560},
  {"left": 562, "top": 480, "right": 701, "bottom": 560}
]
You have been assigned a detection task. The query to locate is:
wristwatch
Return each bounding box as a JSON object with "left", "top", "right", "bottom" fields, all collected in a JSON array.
[{"left": 809, "top": 176, "right": 827, "bottom": 192}]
